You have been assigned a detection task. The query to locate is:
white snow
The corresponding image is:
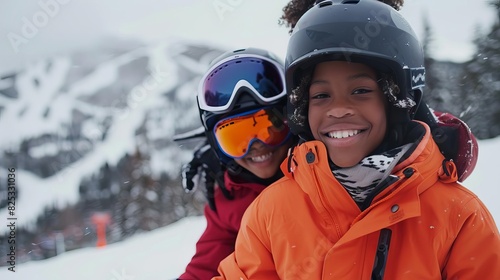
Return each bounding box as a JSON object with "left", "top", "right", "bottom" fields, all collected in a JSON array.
[
  {"left": 0, "top": 136, "right": 499, "bottom": 279},
  {"left": 1, "top": 216, "right": 207, "bottom": 279}
]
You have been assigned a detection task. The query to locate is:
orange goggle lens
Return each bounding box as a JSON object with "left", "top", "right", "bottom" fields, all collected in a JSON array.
[{"left": 214, "top": 108, "right": 290, "bottom": 158}]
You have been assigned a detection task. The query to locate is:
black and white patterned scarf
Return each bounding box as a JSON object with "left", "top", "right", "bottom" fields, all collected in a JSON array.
[{"left": 332, "top": 144, "right": 412, "bottom": 204}]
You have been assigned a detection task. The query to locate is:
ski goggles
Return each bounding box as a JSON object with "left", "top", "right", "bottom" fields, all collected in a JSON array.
[
  {"left": 198, "top": 55, "right": 286, "bottom": 113},
  {"left": 214, "top": 108, "right": 291, "bottom": 159}
]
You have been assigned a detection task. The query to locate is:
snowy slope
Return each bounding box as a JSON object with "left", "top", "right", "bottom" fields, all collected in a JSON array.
[
  {"left": 3, "top": 216, "right": 206, "bottom": 280},
  {"left": 0, "top": 40, "right": 224, "bottom": 230}
]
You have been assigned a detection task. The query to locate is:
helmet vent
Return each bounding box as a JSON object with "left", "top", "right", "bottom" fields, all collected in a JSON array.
[
  {"left": 318, "top": 1, "right": 332, "bottom": 7},
  {"left": 341, "top": 0, "right": 360, "bottom": 4}
]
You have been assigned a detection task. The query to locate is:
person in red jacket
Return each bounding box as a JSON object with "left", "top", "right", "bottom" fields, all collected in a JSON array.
[
  {"left": 178, "top": 47, "right": 295, "bottom": 280},
  {"left": 214, "top": 1, "right": 500, "bottom": 279}
]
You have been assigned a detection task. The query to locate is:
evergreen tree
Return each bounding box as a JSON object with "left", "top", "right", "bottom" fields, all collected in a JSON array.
[
  {"left": 460, "top": 0, "right": 500, "bottom": 139},
  {"left": 420, "top": 15, "right": 469, "bottom": 118},
  {"left": 421, "top": 15, "right": 444, "bottom": 109},
  {"left": 114, "top": 152, "right": 136, "bottom": 237}
]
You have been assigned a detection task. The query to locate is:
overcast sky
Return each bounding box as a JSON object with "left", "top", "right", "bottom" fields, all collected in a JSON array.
[{"left": 0, "top": 0, "right": 496, "bottom": 75}]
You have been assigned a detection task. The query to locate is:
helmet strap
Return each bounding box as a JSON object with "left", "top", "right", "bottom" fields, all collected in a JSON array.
[
  {"left": 226, "top": 159, "right": 242, "bottom": 175},
  {"left": 387, "top": 107, "right": 410, "bottom": 149}
]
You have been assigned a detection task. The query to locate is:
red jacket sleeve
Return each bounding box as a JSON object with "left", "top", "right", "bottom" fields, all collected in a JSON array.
[{"left": 179, "top": 184, "right": 261, "bottom": 280}]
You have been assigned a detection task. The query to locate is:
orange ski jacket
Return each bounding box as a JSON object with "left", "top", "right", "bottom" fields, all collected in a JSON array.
[{"left": 214, "top": 121, "right": 500, "bottom": 279}]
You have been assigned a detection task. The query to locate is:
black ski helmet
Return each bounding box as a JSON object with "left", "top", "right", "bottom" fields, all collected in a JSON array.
[
  {"left": 285, "top": 0, "right": 425, "bottom": 140},
  {"left": 197, "top": 47, "right": 288, "bottom": 165}
]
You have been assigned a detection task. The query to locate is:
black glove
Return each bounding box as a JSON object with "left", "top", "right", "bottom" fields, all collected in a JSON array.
[
  {"left": 181, "top": 142, "right": 219, "bottom": 192},
  {"left": 181, "top": 141, "right": 227, "bottom": 210}
]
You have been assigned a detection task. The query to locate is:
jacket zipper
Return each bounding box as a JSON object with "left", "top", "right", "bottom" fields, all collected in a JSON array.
[
  {"left": 371, "top": 228, "right": 392, "bottom": 280},
  {"left": 360, "top": 175, "right": 399, "bottom": 211}
]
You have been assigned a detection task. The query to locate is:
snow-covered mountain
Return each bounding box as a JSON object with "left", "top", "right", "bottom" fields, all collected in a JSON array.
[{"left": 0, "top": 38, "right": 225, "bottom": 229}]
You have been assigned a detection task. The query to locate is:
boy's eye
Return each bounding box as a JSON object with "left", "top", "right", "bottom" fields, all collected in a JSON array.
[
  {"left": 310, "top": 92, "right": 329, "bottom": 99},
  {"left": 352, "top": 88, "right": 373, "bottom": 95}
]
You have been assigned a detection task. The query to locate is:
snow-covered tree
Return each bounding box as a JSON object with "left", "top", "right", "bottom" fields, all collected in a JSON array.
[{"left": 459, "top": 0, "right": 500, "bottom": 139}]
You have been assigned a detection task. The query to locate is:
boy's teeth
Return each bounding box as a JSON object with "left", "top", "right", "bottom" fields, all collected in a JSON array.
[
  {"left": 251, "top": 152, "right": 272, "bottom": 162},
  {"left": 327, "top": 130, "right": 361, "bottom": 139}
]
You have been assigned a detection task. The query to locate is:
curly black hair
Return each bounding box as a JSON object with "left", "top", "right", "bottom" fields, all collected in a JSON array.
[{"left": 280, "top": 0, "right": 405, "bottom": 34}]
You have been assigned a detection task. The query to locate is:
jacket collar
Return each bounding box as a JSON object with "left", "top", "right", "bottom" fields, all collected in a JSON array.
[{"left": 224, "top": 171, "right": 268, "bottom": 193}]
